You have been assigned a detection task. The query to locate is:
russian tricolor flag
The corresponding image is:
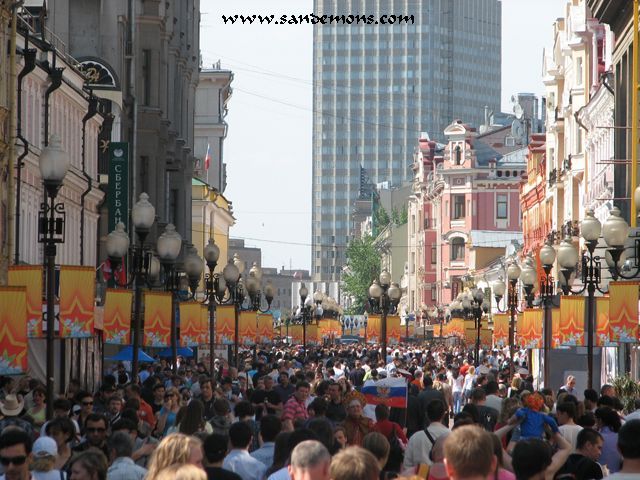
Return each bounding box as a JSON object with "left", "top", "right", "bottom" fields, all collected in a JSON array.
[
  {"left": 204, "top": 143, "right": 211, "bottom": 170},
  {"left": 362, "top": 376, "right": 408, "bottom": 409}
]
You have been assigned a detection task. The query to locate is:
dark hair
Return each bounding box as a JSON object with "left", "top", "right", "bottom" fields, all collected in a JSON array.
[
  {"left": 617, "top": 419, "right": 640, "bottom": 459},
  {"left": 128, "top": 384, "right": 141, "bottom": 395},
  {"left": 598, "top": 395, "right": 614, "bottom": 408},
  {"left": 111, "top": 418, "right": 138, "bottom": 433},
  {"left": 556, "top": 402, "right": 577, "bottom": 421},
  {"left": 234, "top": 401, "right": 255, "bottom": 419},
  {"left": 576, "top": 428, "right": 603, "bottom": 450},
  {"left": 108, "top": 431, "right": 135, "bottom": 458},
  {"left": 374, "top": 404, "right": 389, "bottom": 421},
  {"left": 213, "top": 398, "right": 230, "bottom": 416},
  {"left": 46, "top": 416, "right": 77, "bottom": 442},
  {"left": 84, "top": 413, "right": 107, "bottom": 428},
  {"left": 595, "top": 407, "right": 621, "bottom": 432},
  {"left": 179, "top": 399, "right": 206, "bottom": 435},
  {"left": 423, "top": 375, "right": 434, "bottom": 388},
  {"left": 152, "top": 383, "right": 166, "bottom": 392},
  {"left": 470, "top": 388, "right": 486, "bottom": 402},
  {"left": 69, "top": 449, "right": 108, "bottom": 480},
  {"left": 120, "top": 408, "right": 139, "bottom": 424},
  {"left": 461, "top": 404, "right": 480, "bottom": 424},
  {"left": 0, "top": 428, "right": 32, "bottom": 454},
  {"left": 259, "top": 415, "right": 282, "bottom": 443},
  {"left": 576, "top": 412, "right": 596, "bottom": 428},
  {"left": 266, "top": 432, "right": 292, "bottom": 477},
  {"left": 203, "top": 433, "right": 229, "bottom": 463},
  {"left": 427, "top": 399, "right": 446, "bottom": 422},
  {"left": 512, "top": 438, "right": 552, "bottom": 479},
  {"left": 306, "top": 418, "right": 334, "bottom": 453},
  {"left": 452, "top": 412, "right": 475, "bottom": 430},
  {"left": 229, "top": 421, "right": 253, "bottom": 448},
  {"left": 75, "top": 390, "right": 93, "bottom": 403},
  {"left": 583, "top": 388, "right": 598, "bottom": 403},
  {"left": 308, "top": 397, "right": 327, "bottom": 416},
  {"left": 485, "top": 381, "right": 498, "bottom": 395},
  {"left": 296, "top": 381, "right": 311, "bottom": 390},
  {"left": 52, "top": 398, "right": 72, "bottom": 411}
]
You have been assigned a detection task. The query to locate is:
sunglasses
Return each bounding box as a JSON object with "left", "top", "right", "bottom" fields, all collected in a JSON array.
[
  {"left": 82, "top": 401, "right": 93, "bottom": 406},
  {"left": 86, "top": 427, "right": 106, "bottom": 433},
  {"left": 0, "top": 456, "right": 27, "bottom": 466}
]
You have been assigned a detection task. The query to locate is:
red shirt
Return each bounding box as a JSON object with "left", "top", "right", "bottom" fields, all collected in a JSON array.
[
  {"left": 138, "top": 398, "right": 156, "bottom": 429},
  {"left": 373, "top": 419, "right": 408, "bottom": 444}
]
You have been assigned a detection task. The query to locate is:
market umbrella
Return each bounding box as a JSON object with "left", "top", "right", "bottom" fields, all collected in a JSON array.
[
  {"left": 107, "top": 346, "right": 154, "bottom": 363},
  {"left": 156, "top": 347, "right": 194, "bottom": 358}
]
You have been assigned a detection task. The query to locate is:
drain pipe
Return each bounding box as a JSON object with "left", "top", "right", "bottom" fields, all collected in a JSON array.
[
  {"left": 43, "top": 53, "right": 64, "bottom": 147},
  {"left": 14, "top": 44, "right": 37, "bottom": 264},
  {"left": 80, "top": 96, "right": 99, "bottom": 265}
]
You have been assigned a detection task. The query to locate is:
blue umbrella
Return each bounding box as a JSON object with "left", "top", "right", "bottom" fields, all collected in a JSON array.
[
  {"left": 156, "top": 347, "right": 194, "bottom": 358},
  {"left": 107, "top": 346, "right": 154, "bottom": 362}
]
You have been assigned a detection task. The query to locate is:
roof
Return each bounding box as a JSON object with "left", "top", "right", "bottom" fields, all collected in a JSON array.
[
  {"left": 471, "top": 138, "right": 503, "bottom": 166},
  {"left": 470, "top": 230, "right": 523, "bottom": 248},
  {"left": 497, "top": 147, "right": 528, "bottom": 167}
]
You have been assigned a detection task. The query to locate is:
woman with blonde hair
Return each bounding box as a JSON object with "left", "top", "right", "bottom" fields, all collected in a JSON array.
[
  {"left": 154, "top": 463, "right": 207, "bottom": 480},
  {"left": 31, "top": 436, "right": 67, "bottom": 480},
  {"left": 146, "top": 433, "right": 204, "bottom": 480},
  {"left": 154, "top": 387, "right": 181, "bottom": 437}
]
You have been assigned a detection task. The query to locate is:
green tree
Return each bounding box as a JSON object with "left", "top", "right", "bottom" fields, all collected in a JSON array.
[
  {"left": 342, "top": 235, "right": 380, "bottom": 314},
  {"left": 374, "top": 206, "right": 390, "bottom": 230}
]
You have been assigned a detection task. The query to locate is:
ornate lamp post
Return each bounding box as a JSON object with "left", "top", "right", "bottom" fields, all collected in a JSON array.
[
  {"left": 202, "top": 238, "right": 222, "bottom": 375},
  {"left": 105, "top": 193, "right": 158, "bottom": 382},
  {"left": 297, "top": 284, "right": 322, "bottom": 356},
  {"left": 493, "top": 260, "right": 524, "bottom": 369},
  {"left": 368, "top": 271, "right": 401, "bottom": 361},
  {"left": 461, "top": 288, "right": 489, "bottom": 364},
  {"left": 38, "top": 135, "right": 69, "bottom": 420}
]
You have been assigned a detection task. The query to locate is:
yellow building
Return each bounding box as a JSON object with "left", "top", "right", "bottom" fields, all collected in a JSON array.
[{"left": 191, "top": 178, "right": 235, "bottom": 279}]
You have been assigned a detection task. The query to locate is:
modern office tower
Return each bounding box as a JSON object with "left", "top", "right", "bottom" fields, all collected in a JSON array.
[{"left": 312, "top": 0, "right": 501, "bottom": 281}]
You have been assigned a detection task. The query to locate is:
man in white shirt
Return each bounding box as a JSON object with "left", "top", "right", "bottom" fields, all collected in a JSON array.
[
  {"left": 222, "top": 422, "right": 267, "bottom": 480},
  {"left": 403, "top": 399, "right": 450, "bottom": 469}
]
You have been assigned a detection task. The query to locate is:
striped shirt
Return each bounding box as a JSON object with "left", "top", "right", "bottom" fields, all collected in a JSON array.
[{"left": 282, "top": 396, "right": 308, "bottom": 422}]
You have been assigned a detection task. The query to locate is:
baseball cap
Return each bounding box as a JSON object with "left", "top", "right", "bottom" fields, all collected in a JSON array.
[{"left": 33, "top": 436, "right": 58, "bottom": 457}]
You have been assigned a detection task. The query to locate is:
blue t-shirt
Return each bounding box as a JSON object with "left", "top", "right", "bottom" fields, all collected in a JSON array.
[{"left": 514, "top": 407, "right": 558, "bottom": 439}]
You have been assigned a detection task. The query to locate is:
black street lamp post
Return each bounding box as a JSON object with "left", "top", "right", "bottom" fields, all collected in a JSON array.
[
  {"left": 460, "top": 288, "right": 489, "bottom": 364},
  {"left": 368, "top": 271, "right": 401, "bottom": 362},
  {"left": 37, "top": 135, "right": 69, "bottom": 420}
]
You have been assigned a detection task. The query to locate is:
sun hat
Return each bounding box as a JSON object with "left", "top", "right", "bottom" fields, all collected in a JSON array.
[
  {"left": 0, "top": 394, "right": 24, "bottom": 416},
  {"left": 33, "top": 436, "right": 58, "bottom": 457}
]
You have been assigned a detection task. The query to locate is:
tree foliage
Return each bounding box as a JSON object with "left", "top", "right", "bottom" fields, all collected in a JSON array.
[
  {"left": 342, "top": 235, "right": 380, "bottom": 314},
  {"left": 374, "top": 206, "right": 390, "bottom": 230}
]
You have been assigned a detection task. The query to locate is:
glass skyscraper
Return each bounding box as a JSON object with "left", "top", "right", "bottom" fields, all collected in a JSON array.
[{"left": 312, "top": 0, "right": 501, "bottom": 281}]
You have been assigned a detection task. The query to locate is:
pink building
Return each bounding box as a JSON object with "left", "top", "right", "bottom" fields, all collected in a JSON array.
[{"left": 410, "top": 120, "right": 526, "bottom": 309}]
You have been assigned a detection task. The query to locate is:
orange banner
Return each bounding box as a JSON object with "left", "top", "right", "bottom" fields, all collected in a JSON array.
[
  {"left": 493, "top": 314, "right": 509, "bottom": 347},
  {"left": 519, "top": 309, "right": 543, "bottom": 349},
  {"left": 318, "top": 319, "right": 332, "bottom": 340},
  {"left": 143, "top": 292, "right": 171, "bottom": 347},
  {"left": 480, "top": 328, "right": 492, "bottom": 348},
  {"left": 0, "top": 287, "right": 28, "bottom": 374},
  {"left": 596, "top": 297, "right": 615, "bottom": 347},
  {"left": 290, "top": 324, "right": 303, "bottom": 345},
  {"left": 307, "top": 324, "right": 319, "bottom": 346},
  {"left": 103, "top": 289, "right": 132, "bottom": 345},
  {"left": 59, "top": 266, "right": 95, "bottom": 338},
  {"left": 180, "top": 302, "right": 202, "bottom": 347},
  {"left": 551, "top": 308, "right": 561, "bottom": 348},
  {"left": 8, "top": 266, "right": 43, "bottom": 338},
  {"left": 464, "top": 320, "right": 476, "bottom": 344},
  {"left": 200, "top": 305, "right": 210, "bottom": 345},
  {"left": 257, "top": 313, "right": 273, "bottom": 344},
  {"left": 216, "top": 305, "right": 236, "bottom": 345},
  {"left": 608, "top": 281, "right": 639, "bottom": 343},
  {"left": 239, "top": 311, "right": 257, "bottom": 346},
  {"left": 330, "top": 319, "right": 341, "bottom": 336},
  {"left": 559, "top": 295, "right": 585, "bottom": 346},
  {"left": 367, "top": 315, "right": 381, "bottom": 343},
  {"left": 387, "top": 315, "right": 401, "bottom": 344}
]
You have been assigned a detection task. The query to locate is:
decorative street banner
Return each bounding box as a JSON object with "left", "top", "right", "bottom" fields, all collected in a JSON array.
[
  {"left": 463, "top": 319, "right": 475, "bottom": 344},
  {"left": 330, "top": 319, "right": 341, "bottom": 337},
  {"left": 180, "top": 302, "right": 202, "bottom": 347},
  {"left": 367, "top": 315, "right": 381, "bottom": 343},
  {"left": 257, "top": 313, "right": 273, "bottom": 344},
  {"left": 306, "top": 324, "right": 319, "bottom": 346},
  {"left": 239, "top": 311, "right": 257, "bottom": 346},
  {"left": 493, "top": 314, "right": 509, "bottom": 347},
  {"left": 59, "top": 266, "right": 95, "bottom": 338},
  {"left": 596, "top": 297, "right": 615, "bottom": 347},
  {"left": 318, "top": 319, "right": 332, "bottom": 340},
  {"left": 387, "top": 315, "right": 401, "bottom": 345},
  {"left": 559, "top": 295, "right": 585, "bottom": 346},
  {"left": 608, "top": 281, "right": 639, "bottom": 343},
  {"left": 143, "top": 292, "right": 171, "bottom": 347},
  {"left": 8, "top": 266, "right": 43, "bottom": 338},
  {"left": 0, "top": 287, "right": 28, "bottom": 375},
  {"left": 290, "top": 324, "right": 303, "bottom": 345},
  {"left": 480, "top": 328, "right": 492, "bottom": 348},
  {"left": 200, "top": 305, "right": 210, "bottom": 345},
  {"left": 551, "top": 308, "right": 561, "bottom": 348},
  {"left": 216, "top": 305, "right": 235, "bottom": 345},
  {"left": 103, "top": 289, "right": 132, "bottom": 345},
  {"left": 519, "top": 309, "right": 543, "bottom": 349},
  {"left": 108, "top": 142, "right": 129, "bottom": 234}
]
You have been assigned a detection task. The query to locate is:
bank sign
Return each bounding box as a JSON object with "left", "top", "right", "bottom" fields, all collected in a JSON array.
[{"left": 108, "top": 142, "right": 129, "bottom": 234}]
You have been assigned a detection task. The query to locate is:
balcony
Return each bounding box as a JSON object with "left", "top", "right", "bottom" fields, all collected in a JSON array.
[{"left": 548, "top": 168, "right": 557, "bottom": 187}]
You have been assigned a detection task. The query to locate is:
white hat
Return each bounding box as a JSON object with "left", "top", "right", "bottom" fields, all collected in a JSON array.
[
  {"left": 33, "top": 436, "right": 58, "bottom": 457},
  {"left": 0, "top": 394, "right": 24, "bottom": 416}
]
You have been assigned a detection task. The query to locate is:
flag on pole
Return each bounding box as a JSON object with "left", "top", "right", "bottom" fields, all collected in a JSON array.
[{"left": 204, "top": 143, "right": 211, "bottom": 170}]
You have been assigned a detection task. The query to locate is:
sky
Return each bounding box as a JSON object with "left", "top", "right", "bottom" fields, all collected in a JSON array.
[{"left": 200, "top": 0, "right": 567, "bottom": 273}]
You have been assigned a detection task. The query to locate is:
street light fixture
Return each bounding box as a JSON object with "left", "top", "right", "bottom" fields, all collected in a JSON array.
[
  {"left": 493, "top": 259, "right": 525, "bottom": 370},
  {"left": 368, "top": 271, "right": 401, "bottom": 361},
  {"left": 38, "top": 135, "right": 69, "bottom": 420}
]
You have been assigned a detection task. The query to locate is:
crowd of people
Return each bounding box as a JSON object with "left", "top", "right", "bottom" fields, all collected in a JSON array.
[{"left": 0, "top": 343, "right": 639, "bottom": 480}]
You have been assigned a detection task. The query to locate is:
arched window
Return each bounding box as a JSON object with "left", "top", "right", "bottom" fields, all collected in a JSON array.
[
  {"left": 450, "top": 237, "right": 465, "bottom": 261},
  {"left": 454, "top": 145, "right": 462, "bottom": 165}
]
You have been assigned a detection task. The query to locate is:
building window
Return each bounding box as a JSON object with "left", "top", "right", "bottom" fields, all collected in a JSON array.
[
  {"left": 450, "top": 237, "right": 465, "bottom": 261},
  {"left": 431, "top": 285, "right": 437, "bottom": 301},
  {"left": 431, "top": 244, "right": 437, "bottom": 264},
  {"left": 452, "top": 195, "right": 465, "bottom": 219},
  {"left": 454, "top": 145, "right": 462, "bottom": 165},
  {"left": 497, "top": 194, "right": 508, "bottom": 219},
  {"left": 142, "top": 49, "right": 152, "bottom": 106}
]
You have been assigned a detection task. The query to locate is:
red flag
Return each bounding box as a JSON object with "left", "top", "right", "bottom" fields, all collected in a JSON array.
[{"left": 204, "top": 143, "right": 211, "bottom": 170}]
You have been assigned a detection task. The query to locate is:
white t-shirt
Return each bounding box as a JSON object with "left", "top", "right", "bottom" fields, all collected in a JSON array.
[
  {"left": 452, "top": 375, "right": 464, "bottom": 393},
  {"left": 559, "top": 423, "right": 584, "bottom": 452}
]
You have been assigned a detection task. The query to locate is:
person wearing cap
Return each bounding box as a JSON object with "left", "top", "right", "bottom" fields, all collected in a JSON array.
[
  {"left": 31, "top": 436, "right": 65, "bottom": 480},
  {"left": 0, "top": 394, "right": 34, "bottom": 439}
]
